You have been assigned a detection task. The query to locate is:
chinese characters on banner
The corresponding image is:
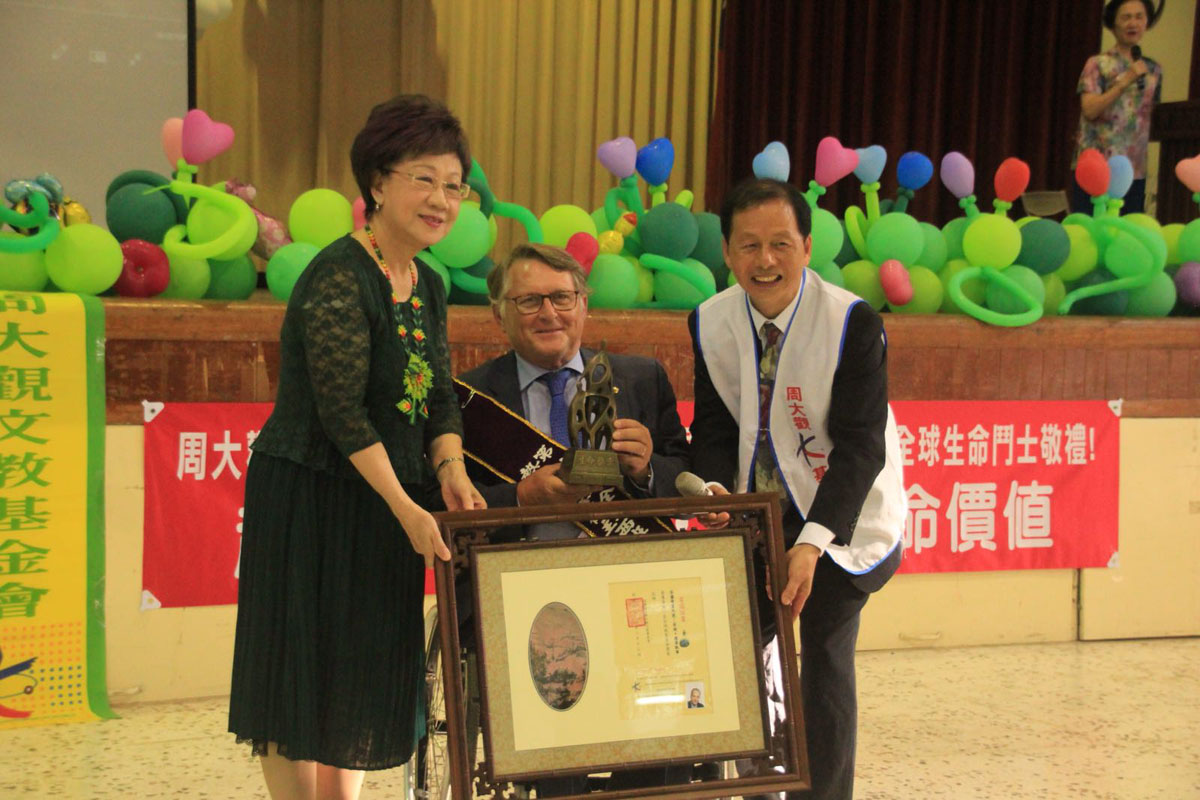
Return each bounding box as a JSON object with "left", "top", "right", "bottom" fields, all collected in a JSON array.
[
  {"left": 0, "top": 293, "right": 113, "bottom": 728},
  {"left": 892, "top": 401, "right": 1119, "bottom": 573}
]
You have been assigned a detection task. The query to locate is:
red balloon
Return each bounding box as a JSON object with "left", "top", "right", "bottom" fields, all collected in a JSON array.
[
  {"left": 115, "top": 238, "right": 170, "bottom": 297},
  {"left": 879, "top": 259, "right": 913, "bottom": 306},
  {"left": 565, "top": 231, "right": 599, "bottom": 274},
  {"left": 1075, "top": 149, "right": 1110, "bottom": 198},
  {"left": 993, "top": 157, "right": 1031, "bottom": 203}
]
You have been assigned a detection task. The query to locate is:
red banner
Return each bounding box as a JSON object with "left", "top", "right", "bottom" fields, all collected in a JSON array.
[{"left": 142, "top": 399, "right": 1119, "bottom": 608}]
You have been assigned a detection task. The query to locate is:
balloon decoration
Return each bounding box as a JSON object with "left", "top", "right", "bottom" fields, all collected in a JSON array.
[
  {"left": 114, "top": 239, "right": 170, "bottom": 297},
  {"left": 753, "top": 141, "right": 791, "bottom": 182},
  {"left": 44, "top": 223, "right": 123, "bottom": 295},
  {"left": 288, "top": 188, "right": 353, "bottom": 249},
  {"left": 266, "top": 242, "right": 319, "bottom": 301},
  {"left": 226, "top": 179, "right": 293, "bottom": 258},
  {"left": 206, "top": 253, "right": 258, "bottom": 300}
]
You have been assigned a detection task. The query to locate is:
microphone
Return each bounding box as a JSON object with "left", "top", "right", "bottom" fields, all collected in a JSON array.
[
  {"left": 675, "top": 471, "right": 713, "bottom": 497},
  {"left": 1131, "top": 45, "right": 1144, "bottom": 90}
]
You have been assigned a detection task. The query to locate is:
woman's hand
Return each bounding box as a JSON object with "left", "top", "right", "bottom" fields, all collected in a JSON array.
[
  {"left": 395, "top": 502, "right": 452, "bottom": 568},
  {"left": 440, "top": 462, "right": 486, "bottom": 512}
]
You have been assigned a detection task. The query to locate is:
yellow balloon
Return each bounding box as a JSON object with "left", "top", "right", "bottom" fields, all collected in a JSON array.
[{"left": 598, "top": 230, "right": 624, "bottom": 255}]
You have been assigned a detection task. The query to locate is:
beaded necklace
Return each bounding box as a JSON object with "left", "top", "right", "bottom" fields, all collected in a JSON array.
[{"left": 365, "top": 223, "right": 431, "bottom": 424}]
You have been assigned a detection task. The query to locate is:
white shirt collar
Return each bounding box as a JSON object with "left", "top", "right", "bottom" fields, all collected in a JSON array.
[
  {"left": 746, "top": 276, "right": 803, "bottom": 341},
  {"left": 515, "top": 350, "right": 586, "bottom": 393}
]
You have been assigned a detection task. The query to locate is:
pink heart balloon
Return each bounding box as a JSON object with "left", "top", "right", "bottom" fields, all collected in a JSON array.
[
  {"left": 1175, "top": 155, "right": 1200, "bottom": 194},
  {"left": 161, "top": 117, "right": 184, "bottom": 168},
  {"left": 813, "top": 136, "right": 859, "bottom": 187},
  {"left": 181, "top": 108, "right": 235, "bottom": 165}
]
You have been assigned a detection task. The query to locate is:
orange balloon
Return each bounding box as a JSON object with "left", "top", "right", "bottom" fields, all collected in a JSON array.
[
  {"left": 1075, "top": 149, "right": 1110, "bottom": 198},
  {"left": 993, "top": 157, "right": 1030, "bottom": 203}
]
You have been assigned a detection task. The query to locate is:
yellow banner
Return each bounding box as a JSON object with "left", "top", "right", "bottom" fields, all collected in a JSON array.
[{"left": 0, "top": 292, "right": 112, "bottom": 727}]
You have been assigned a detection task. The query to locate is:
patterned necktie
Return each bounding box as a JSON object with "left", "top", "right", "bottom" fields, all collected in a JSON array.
[
  {"left": 754, "top": 322, "right": 784, "bottom": 497},
  {"left": 538, "top": 368, "right": 574, "bottom": 446}
]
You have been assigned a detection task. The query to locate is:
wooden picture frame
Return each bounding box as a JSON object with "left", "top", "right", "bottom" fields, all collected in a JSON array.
[{"left": 433, "top": 493, "right": 809, "bottom": 799}]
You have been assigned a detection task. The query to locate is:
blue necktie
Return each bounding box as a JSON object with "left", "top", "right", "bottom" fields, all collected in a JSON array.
[{"left": 538, "top": 368, "right": 574, "bottom": 446}]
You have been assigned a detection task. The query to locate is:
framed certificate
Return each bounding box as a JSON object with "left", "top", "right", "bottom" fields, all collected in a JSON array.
[{"left": 433, "top": 493, "right": 809, "bottom": 799}]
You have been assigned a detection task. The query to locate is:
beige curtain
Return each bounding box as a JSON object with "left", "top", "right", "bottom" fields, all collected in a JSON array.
[{"left": 198, "top": 0, "right": 718, "bottom": 261}]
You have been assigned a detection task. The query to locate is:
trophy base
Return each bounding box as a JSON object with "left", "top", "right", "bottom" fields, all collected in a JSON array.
[{"left": 559, "top": 449, "right": 624, "bottom": 486}]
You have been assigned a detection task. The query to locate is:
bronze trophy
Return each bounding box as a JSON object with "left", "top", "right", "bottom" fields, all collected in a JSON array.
[{"left": 558, "top": 350, "right": 625, "bottom": 486}]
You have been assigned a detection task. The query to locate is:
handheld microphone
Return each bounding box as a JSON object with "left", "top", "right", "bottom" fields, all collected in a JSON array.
[
  {"left": 1131, "top": 46, "right": 1145, "bottom": 90},
  {"left": 675, "top": 471, "right": 714, "bottom": 497}
]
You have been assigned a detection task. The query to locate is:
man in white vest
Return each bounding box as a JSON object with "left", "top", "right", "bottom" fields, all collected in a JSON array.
[{"left": 688, "top": 177, "right": 906, "bottom": 800}]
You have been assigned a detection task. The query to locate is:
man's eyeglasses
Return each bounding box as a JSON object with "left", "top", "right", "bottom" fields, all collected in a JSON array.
[
  {"left": 505, "top": 291, "right": 581, "bottom": 315},
  {"left": 387, "top": 170, "right": 471, "bottom": 200}
]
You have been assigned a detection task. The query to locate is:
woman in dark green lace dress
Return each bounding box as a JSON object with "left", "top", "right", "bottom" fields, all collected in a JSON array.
[{"left": 228, "top": 95, "right": 484, "bottom": 799}]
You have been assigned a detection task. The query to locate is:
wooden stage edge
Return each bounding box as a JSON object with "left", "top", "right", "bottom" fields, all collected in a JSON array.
[{"left": 102, "top": 297, "right": 1200, "bottom": 425}]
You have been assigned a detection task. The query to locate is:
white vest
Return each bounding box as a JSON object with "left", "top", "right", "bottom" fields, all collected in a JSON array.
[{"left": 695, "top": 270, "right": 906, "bottom": 575}]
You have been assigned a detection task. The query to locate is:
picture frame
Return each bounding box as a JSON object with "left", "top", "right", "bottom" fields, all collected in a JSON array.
[{"left": 433, "top": 493, "right": 809, "bottom": 799}]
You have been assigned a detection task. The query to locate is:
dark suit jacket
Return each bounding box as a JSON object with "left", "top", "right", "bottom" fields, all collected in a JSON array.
[
  {"left": 688, "top": 302, "right": 900, "bottom": 593},
  {"left": 457, "top": 348, "right": 690, "bottom": 510}
]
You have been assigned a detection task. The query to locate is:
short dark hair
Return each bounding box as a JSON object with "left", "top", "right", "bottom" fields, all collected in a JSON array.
[
  {"left": 487, "top": 242, "right": 591, "bottom": 307},
  {"left": 719, "top": 178, "right": 812, "bottom": 240},
  {"left": 350, "top": 94, "right": 471, "bottom": 218},
  {"left": 1103, "top": 0, "right": 1161, "bottom": 30}
]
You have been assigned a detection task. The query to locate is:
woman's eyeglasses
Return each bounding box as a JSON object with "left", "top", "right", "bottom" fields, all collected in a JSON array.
[
  {"left": 387, "top": 170, "right": 471, "bottom": 200},
  {"left": 505, "top": 291, "right": 581, "bottom": 314}
]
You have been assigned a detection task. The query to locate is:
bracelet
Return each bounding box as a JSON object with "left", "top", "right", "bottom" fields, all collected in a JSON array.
[{"left": 434, "top": 456, "right": 464, "bottom": 475}]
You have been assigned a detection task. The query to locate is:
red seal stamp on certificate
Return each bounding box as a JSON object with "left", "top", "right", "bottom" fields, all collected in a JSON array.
[{"left": 625, "top": 597, "right": 646, "bottom": 627}]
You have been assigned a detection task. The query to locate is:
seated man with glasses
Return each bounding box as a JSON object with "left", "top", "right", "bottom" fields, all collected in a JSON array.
[{"left": 455, "top": 241, "right": 691, "bottom": 795}]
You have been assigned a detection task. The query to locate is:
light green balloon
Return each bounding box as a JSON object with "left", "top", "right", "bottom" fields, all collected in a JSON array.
[
  {"left": 866, "top": 212, "right": 923, "bottom": 265},
  {"left": 539, "top": 204, "right": 597, "bottom": 249},
  {"left": 160, "top": 254, "right": 212, "bottom": 299},
  {"left": 206, "top": 254, "right": 258, "bottom": 300},
  {"left": 653, "top": 257, "right": 716, "bottom": 309},
  {"left": 1122, "top": 213, "right": 1162, "bottom": 239},
  {"left": 1176, "top": 218, "right": 1200, "bottom": 263},
  {"left": 431, "top": 203, "right": 492, "bottom": 268},
  {"left": 1041, "top": 273, "right": 1066, "bottom": 316},
  {"left": 288, "top": 188, "right": 353, "bottom": 249},
  {"left": 916, "top": 223, "right": 948, "bottom": 272},
  {"left": 1162, "top": 222, "right": 1184, "bottom": 265},
  {"left": 587, "top": 253, "right": 638, "bottom": 308},
  {"left": 1056, "top": 223, "right": 1099, "bottom": 281},
  {"left": 841, "top": 259, "right": 885, "bottom": 310},
  {"left": 812, "top": 261, "right": 845, "bottom": 288},
  {"left": 624, "top": 255, "right": 654, "bottom": 303},
  {"left": 1103, "top": 230, "right": 1153, "bottom": 278},
  {"left": 591, "top": 206, "right": 612, "bottom": 233},
  {"left": 186, "top": 197, "right": 257, "bottom": 260},
  {"left": 890, "top": 265, "right": 942, "bottom": 314},
  {"left": 1125, "top": 270, "right": 1176, "bottom": 316},
  {"left": 942, "top": 216, "right": 970, "bottom": 261},
  {"left": 985, "top": 264, "right": 1044, "bottom": 314},
  {"left": 0, "top": 233, "right": 49, "bottom": 290},
  {"left": 44, "top": 223, "right": 122, "bottom": 295},
  {"left": 962, "top": 214, "right": 1021, "bottom": 268},
  {"left": 809, "top": 207, "right": 845, "bottom": 267},
  {"left": 939, "top": 258, "right": 984, "bottom": 314}
]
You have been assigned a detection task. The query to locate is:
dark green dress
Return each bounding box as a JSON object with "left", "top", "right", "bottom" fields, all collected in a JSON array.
[{"left": 228, "top": 235, "right": 461, "bottom": 770}]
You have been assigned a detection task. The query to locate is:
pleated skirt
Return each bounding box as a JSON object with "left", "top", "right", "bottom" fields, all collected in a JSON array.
[{"left": 228, "top": 452, "right": 427, "bottom": 770}]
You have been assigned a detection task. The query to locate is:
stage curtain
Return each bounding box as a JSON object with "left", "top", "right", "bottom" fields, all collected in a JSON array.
[
  {"left": 198, "top": 0, "right": 719, "bottom": 259},
  {"left": 706, "top": 0, "right": 1104, "bottom": 225}
]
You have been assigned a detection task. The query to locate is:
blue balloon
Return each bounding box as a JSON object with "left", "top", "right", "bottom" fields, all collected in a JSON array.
[
  {"left": 1107, "top": 155, "right": 1134, "bottom": 199},
  {"left": 853, "top": 145, "right": 887, "bottom": 184},
  {"left": 636, "top": 138, "right": 675, "bottom": 186},
  {"left": 896, "top": 151, "right": 934, "bottom": 191},
  {"left": 753, "top": 141, "right": 791, "bottom": 182}
]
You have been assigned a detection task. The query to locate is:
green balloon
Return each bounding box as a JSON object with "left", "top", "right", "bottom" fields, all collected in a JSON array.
[
  {"left": 289, "top": 188, "right": 353, "bottom": 248},
  {"left": 939, "top": 258, "right": 985, "bottom": 314},
  {"left": 1070, "top": 269, "right": 1128, "bottom": 315},
  {"left": 538, "top": 204, "right": 596, "bottom": 249},
  {"left": 448, "top": 256, "right": 493, "bottom": 305},
  {"left": 1161, "top": 222, "right": 1184, "bottom": 265},
  {"left": 1122, "top": 213, "right": 1162, "bottom": 239},
  {"left": 587, "top": 253, "right": 638, "bottom": 308},
  {"left": 653, "top": 257, "right": 716, "bottom": 309},
  {"left": 1125, "top": 270, "right": 1176, "bottom": 316},
  {"left": 690, "top": 212, "right": 725, "bottom": 274},
  {"left": 206, "top": 254, "right": 258, "bottom": 299},
  {"left": 812, "top": 261, "right": 845, "bottom": 288},
  {"left": 962, "top": 214, "right": 1021, "bottom": 268},
  {"left": 1017, "top": 218, "right": 1070, "bottom": 275},
  {"left": 106, "top": 183, "right": 179, "bottom": 244},
  {"left": 1056, "top": 223, "right": 1099, "bottom": 281},
  {"left": 1176, "top": 219, "right": 1200, "bottom": 263},
  {"left": 159, "top": 254, "right": 212, "bottom": 299},
  {"left": 624, "top": 255, "right": 654, "bottom": 303},
  {"left": 44, "top": 223, "right": 122, "bottom": 295},
  {"left": 985, "top": 265, "right": 1045, "bottom": 314},
  {"left": 890, "top": 266, "right": 942, "bottom": 314},
  {"left": 431, "top": 203, "right": 492, "bottom": 268},
  {"left": 591, "top": 206, "right": 612, "bottom": 233},
  {"left": 1042, "top": 273, "right": 1066, "bottom": 316},
  {"left": 942, "top": 216, "right": 970, "bottom": 261},
  {"left": 866, "top": 212, "right": 923, "bottom": 265},
  {"left": 639, "top": 203, "right": 698, "bottom": 260},
  {"left": 809, "top": 207, "right": 845, "bottom": 267},
  {"left": 187, "top": 197, "right": 257, "bottom": 260},
  {"left": 1103, "top": 230, "right": 1153, "bottom": 279},
  {"left": 0, "top": 233, "right": 49, "bottom": 290},
  {"left": 916, "top": 223, "right": 948, "bottom": 272},
  {"left": 417, "top": 250, "right": 452, "bottom": 296},
  {"left": 622, "top": 226, "right": 644, "bottom": 258},
  {"left": 834, "top": 220, "right": 859, "bottom": 266},
  {"left": 841, "top": 259, "right": 885, "bottom": 310},
  {"left": 266, "top": 241, "right": 319, "bottom": 301}
]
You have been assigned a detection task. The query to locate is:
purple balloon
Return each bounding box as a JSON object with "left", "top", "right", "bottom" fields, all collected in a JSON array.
[
  {"left": 940, "top": 151, "right": 975, "bottom": 199},
  {"left": 597, "top": 137, "right": 637, "bottom": 179},
  {"left": 1176, "top": 262, "right": 1200, "bottom": 307}
]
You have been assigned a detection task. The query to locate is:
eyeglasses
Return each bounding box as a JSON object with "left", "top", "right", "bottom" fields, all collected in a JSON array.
[
  {"left": 387, "top": 170, "right": 471, "bottom": 200},
  {"left": 505, "top": 291, "right": 581, "bottom": 314}
]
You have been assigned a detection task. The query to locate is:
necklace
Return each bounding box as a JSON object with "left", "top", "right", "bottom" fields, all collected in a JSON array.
[{"left": 365, "top": 223, "right": 431, "bottom": 424}]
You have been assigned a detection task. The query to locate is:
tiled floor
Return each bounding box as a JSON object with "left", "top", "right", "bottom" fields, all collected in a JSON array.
[{"left": 3, "top": 638, "right": 1197, "bottom": 799}]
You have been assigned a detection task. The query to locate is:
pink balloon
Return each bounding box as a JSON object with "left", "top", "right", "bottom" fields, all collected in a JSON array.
[
  {"left": 813, "top": 137, "right": 859, "bottom": 187},
  {"left": 879, "top": 259, "right": 913, "bottom": 306},
  {"left": 181, "top": 108, "right": 235, "bottom": 165},
  {"left": 1175, "top": 155, "right": 1200, "bottom": 194},
  {"left": 940, "top": 152, "right": 975, "bottom": 199},
  {"left": 161, "top": 118, "right": 184, "bottom": 168},
  {"left": 352, "top": 196, "right": 367, "bottom": 229},
  {"left": 225, "top": 178, "right": 292, "bottom": 260}
]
